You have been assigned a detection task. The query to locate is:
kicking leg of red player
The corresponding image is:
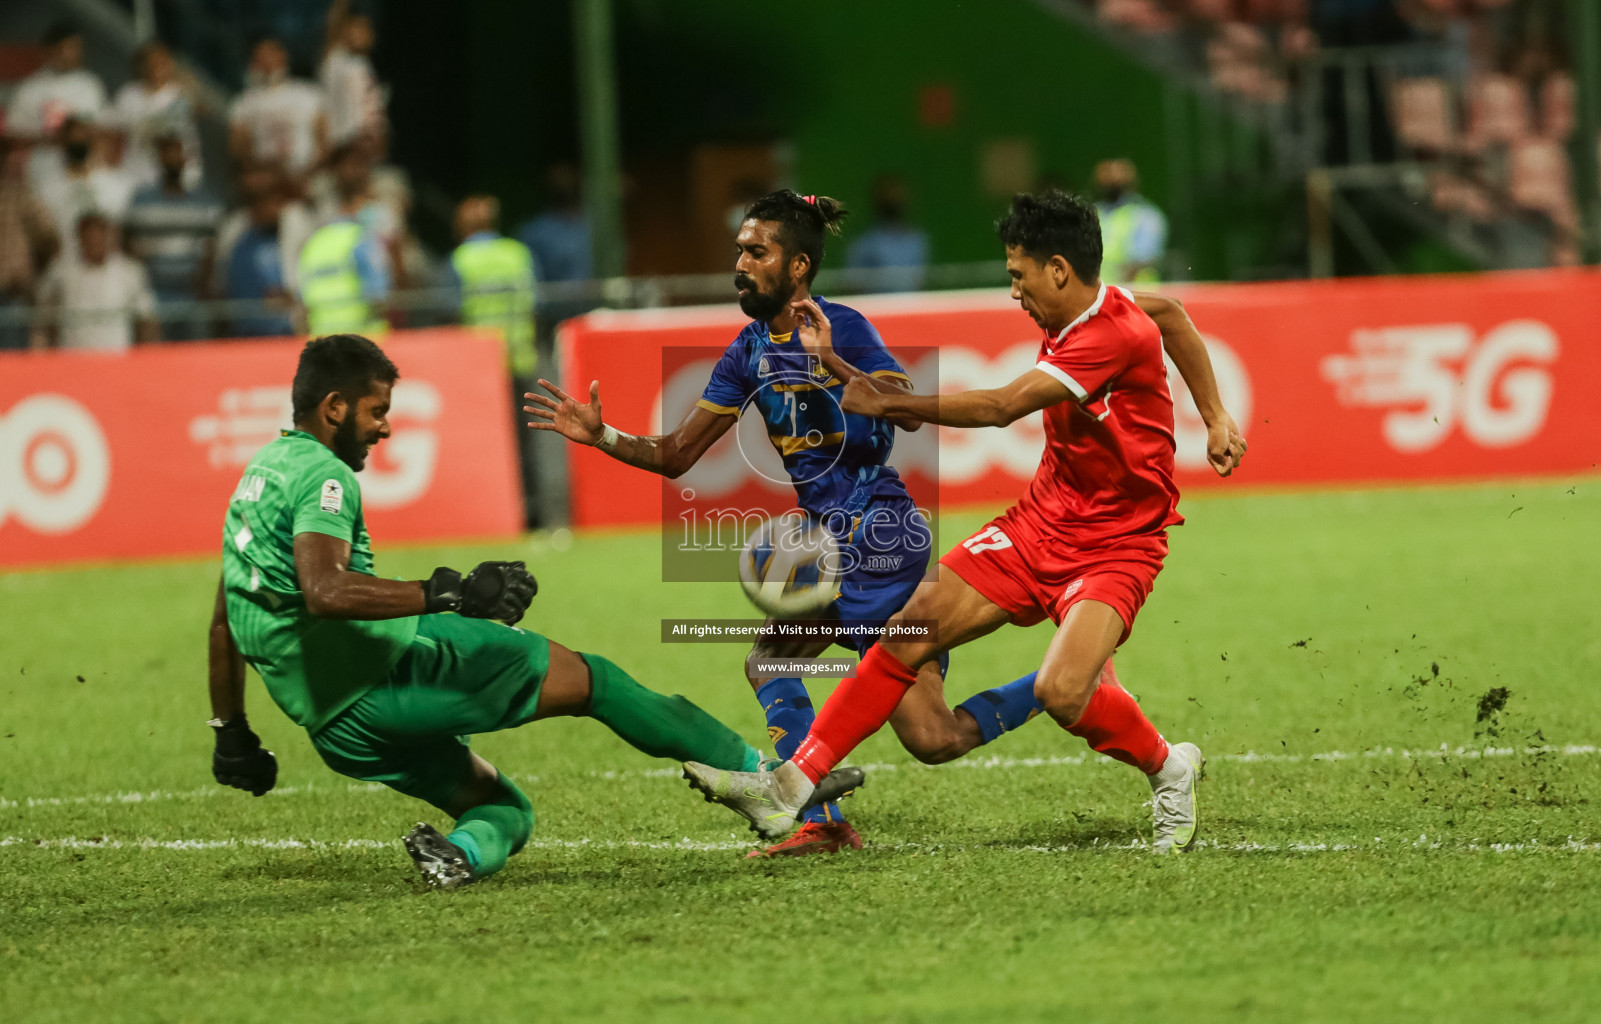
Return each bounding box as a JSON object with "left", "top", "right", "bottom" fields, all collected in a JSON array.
[
  {"left": 1035, "top": 601, "right": 1166, "bottom": 773},
  {"left": 1032, "top": 599, "right": 1202, "bottom": 852},
  {"left": 1066, "top": 658, "right": 1168, "bottom": 773},
  {"left": 789, "top": 564, "right": 1010, "bottom": 783},
  {"left": 681, "top": 565, "right": 1007, "bottom": 839},
  {"left": 887, "top": 608, "right": 1165, "bottom": 773}
]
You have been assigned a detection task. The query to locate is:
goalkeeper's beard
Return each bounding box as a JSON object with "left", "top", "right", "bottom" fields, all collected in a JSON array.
[{"left": 332, "top": 414, "right": 372, "bottom": 470}]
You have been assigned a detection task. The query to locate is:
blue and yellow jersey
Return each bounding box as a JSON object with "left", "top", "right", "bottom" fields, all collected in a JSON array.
[{"left": 697, "top": 297, "right": 913, "bottom": 520}]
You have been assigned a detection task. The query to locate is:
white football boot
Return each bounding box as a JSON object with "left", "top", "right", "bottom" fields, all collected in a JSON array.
[
  {"left": 683, "top": 759, "right": 815, "bottom": 840},
  {"left": 1149, "top": 741, "right": 1205, "bottom": 855}
]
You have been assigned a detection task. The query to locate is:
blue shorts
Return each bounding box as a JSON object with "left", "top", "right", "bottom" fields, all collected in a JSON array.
[{"left": 827, "top": 498, "right": 948, "bottom": 673}]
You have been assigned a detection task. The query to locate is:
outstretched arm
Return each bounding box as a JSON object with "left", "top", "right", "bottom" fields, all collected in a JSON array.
[
  {"left": 524, "top": 380, "right": 736, "bottom": 479},
  {"left": 208, "top": 577, "right": 247, "bottom": 722},
  {"left": 840, "top": 367, "right": 1071, "bottom": 429},
  {"left": 1133, "top": 291, "right": 1247, "bottom": 477},
  {"left": 789, "top": 297, "right": 921, "bottom": 433}
]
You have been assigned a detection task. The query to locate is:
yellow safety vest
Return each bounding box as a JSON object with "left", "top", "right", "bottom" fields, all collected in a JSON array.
[
  {"left": 298, "top": 221, "right": 386, "bottom": 337},
  {"left": 1101, "top": 201, "right": 1163, "bottom": 286},
  {"left": 450, "top": 235, "right": 537, "bottom": 377}
]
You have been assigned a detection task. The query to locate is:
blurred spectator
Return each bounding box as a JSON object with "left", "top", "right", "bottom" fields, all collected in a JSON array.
[
  {"left": 296, "top": 207, "right": 390, "bottom": 337},
  {"left": 846, "top": 174, "right": 930, "bottom": 293},
  {"left": 124, "top": 133, "right": 224, "bottom": 340},
  {"left": 6, "top": 21, "right": 108, "bottom": 190},
  {"left": 34, "top": 212, "right": 158, "bottom": 351},
  {"left": 1093, "top": 158, "right": 1168, "bottom": 284},
  {"left": 450, "top": 195, "right": 536, "bottom": 378},
  {"left": 452, "top": 193, "right": 538, "bottom": 521},
  {"left": 312, "top": 138, "right": 409, "bottom": 289},
  {"left": 321, "top": 0, "right": 388, "bottom": 148},
  {"left": 34, "top": 117, "right": 135, "bottom": 264},
  {"left": 229, "top": 37, "right": 329, "bottom": 181},
  {"left": 112, "top": 41, "right": 204, "bottom": 191},
  {"left": 0, "top": 137, "right": 61, "bottom": 350},
  {"left": 217, "top": 166, "right": 308, "bottom": 338},
  {"left": 516, "top": 163, "right": 592, "bottom": 284}
]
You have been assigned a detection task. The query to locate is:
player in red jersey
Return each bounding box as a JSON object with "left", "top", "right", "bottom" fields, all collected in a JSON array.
[{"left": 683, "top": 189, "right": 1245, "bottom": 852}]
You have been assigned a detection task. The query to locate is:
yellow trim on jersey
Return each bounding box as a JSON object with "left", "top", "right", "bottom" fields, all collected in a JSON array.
[
  {"left": 695, "top": 399, "right": 741, "bottom": 416},
  {"left": 870, "top": 370, "right": 912, "bottom": 383},
  {"left": 767, "top": 431, "right": 846, "bottom": 456},
  {"left": 770, "top": 377, "right": 842, "bottom": 393},
  {"left": 770, "top": 330, "right": 794, "bottom": 342}
]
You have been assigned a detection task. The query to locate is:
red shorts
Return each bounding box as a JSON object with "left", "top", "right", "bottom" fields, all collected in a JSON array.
[{"left": 939, "top": 510, "right": 1167, "bottom": 642}]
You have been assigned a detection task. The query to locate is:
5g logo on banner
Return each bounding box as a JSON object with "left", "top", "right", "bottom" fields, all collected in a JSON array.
[
  {"left": 0, "top": 394, "right": 111, "bottom": 534},
  {"left": 1321, "top": 320, "right": 1559, "bottom": 452}
]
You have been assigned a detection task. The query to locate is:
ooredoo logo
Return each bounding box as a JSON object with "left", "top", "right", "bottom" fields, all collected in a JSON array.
[
  {"left": 187, "top": 382, "right": 442, "bottom": 509},
  {"left": 1321, "top": 320, "right": 1558, "bottom": 452},
  {"left": 0, "top": 394, "right": 111, "bottom": 534},
  {"left": 1166, "top": 336, "right": 1252, "bottom": 472}
]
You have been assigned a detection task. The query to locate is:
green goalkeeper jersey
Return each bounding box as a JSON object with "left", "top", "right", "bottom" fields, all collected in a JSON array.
[{"left": 222, "top": 430, "right": 418, "bottom": 732}]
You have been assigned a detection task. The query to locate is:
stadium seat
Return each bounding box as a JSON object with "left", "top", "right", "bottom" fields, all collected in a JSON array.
[
  {"left": 1393, "top": 77, "right": 1457, "bottom": 156},
  {"left": 1508, "top": 139, "right": 1576, "bottom": 230},
  {"left": 1539, "top": 73, "right": 1575, "bottom": 141},
  {"left": 1466, "top": 73, "right": 1533, "bottom": 151},
  {"left": 1097, "top": 0, "right": 1178, "bottom": 32},
  {"left": 1190, "top": 0, "right": 1234, "bottom": 21}
]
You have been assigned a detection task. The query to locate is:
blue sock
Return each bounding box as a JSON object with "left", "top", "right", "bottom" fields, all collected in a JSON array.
[
  {"left": 956, "top": 671, "right": 1044, "bottom": 745},
  {"left": 756, "top": 676, "right": 845, "bottom": 825}
]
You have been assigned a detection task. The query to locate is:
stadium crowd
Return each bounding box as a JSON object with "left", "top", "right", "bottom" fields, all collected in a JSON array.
[
  {"left": 3, "top": 1, "right": 1582, "bottom": 353},
  {"left": 0, "top": 8, "right": 594, "bottom": 353},
  {"left": 1094, "top": 0, "right": 1586, "bottom": 262}
]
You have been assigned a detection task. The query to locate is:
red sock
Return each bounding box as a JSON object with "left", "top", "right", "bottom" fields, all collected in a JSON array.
[
  {"left": 1066, "top": 660, "right": 1170, "bottom": 775},
  {"left": 791, "top": 645, "right": 918, "bottom": 783}
]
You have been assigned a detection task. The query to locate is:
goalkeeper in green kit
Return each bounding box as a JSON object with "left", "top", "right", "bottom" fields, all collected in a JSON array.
[{"left": 207, "top": 334, "right": 853, "bottom": 888}]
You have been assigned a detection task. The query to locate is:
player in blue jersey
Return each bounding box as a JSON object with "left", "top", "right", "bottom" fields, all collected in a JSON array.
[{"left": 527, "top": 190, "right": 970, "bottom": 856}]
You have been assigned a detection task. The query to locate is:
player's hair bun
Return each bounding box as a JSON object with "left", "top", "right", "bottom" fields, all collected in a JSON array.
[{"left": 809, "top": 195, "right": 847, "bottom": 235}]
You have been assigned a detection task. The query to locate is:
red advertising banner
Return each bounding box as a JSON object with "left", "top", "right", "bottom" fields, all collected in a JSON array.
[
  {"left": 560, "top": 270, "right": 1601, "bottom": 528},
  {"left": 0, "top": 329, "right": 522, "bottom": 568}
]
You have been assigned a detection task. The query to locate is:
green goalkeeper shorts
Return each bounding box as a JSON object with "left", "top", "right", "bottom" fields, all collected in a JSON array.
[{"left": 309, "top": 614, "right": 552, "bottom": 811}]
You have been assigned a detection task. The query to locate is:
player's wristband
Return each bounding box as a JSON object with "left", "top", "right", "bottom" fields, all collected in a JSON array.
[{"left": 595, "top": 423, "right": 621, "bottom": 451}]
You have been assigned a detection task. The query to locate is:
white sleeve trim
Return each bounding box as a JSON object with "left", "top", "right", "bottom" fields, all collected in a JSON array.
[{"left": 1034, "top": 361, "right": 1088, "bottom": 401}]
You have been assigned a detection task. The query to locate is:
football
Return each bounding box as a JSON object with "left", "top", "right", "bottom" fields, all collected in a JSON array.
[{"left": 737, "top": 515, "right": 844, "bottom": 618}]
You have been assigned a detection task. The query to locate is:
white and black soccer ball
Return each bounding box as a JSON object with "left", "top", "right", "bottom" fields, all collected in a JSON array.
[{"left": 737, "top": 516, "right": 843, "bottom": 618}]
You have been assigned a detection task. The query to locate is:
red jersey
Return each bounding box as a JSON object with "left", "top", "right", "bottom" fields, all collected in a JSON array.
[{"left": 1016, "top": 283, "right": 1182, "bottom": 547}]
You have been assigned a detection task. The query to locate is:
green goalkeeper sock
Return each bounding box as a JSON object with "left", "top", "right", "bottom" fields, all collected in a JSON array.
[
  {"left": 582, "top": 653, "right": 760, "bottom": 772},
  {"left": 447, "top": 773, "right": 533, "bottom": 878}
]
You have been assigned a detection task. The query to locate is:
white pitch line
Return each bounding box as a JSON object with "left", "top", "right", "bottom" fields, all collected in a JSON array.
[
  {"left": 3, "top": 741, "right": 1596, "bottom": 812},
  {"left": 4, "top": 834, "right": 1600, "bottom": 856}
]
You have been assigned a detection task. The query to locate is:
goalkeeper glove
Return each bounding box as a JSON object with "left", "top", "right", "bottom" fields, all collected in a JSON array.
[
  {"left": 423, "top": 561, "right": 538, "bottom": 624},
  {"left": 210, "top": 715, "right": 277, "bottom": 796}
]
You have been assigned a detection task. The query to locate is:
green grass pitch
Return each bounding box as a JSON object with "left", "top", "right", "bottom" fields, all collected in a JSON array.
[{"left": 2, "top": 480, "right": 1599, "bottom": 1023}]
